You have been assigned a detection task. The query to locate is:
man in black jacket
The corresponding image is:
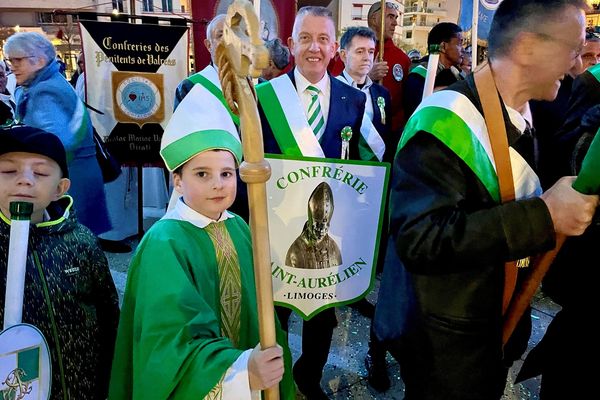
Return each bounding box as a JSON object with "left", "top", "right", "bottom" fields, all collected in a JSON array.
[{"left": 373, "top": 1, "right": 598, "bottom": 399}]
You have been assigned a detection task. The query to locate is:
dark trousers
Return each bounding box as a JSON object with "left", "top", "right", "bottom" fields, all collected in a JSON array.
[{"left": 276, "top": 306, "right": 337, "bottom": 385}]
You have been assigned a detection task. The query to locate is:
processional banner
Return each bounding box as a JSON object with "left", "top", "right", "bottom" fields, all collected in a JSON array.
[
  {"left": 79, "top": 20, "right": 188, "bottom": 164},
  {"left": 458, "top": 0, "right": 504, "bottom": 44},
  {"left": 266, "top": 155, "right": 389, "bottom": 320}
]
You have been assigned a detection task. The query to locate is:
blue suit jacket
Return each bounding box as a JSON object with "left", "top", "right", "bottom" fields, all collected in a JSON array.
[{"left": 259, "top": 71, "right": 366, "bottom": 159}]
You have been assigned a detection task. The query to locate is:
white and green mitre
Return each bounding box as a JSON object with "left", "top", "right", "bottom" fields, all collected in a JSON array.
[
  {"left": 160, "top": 82, "right": 242, "bottom": 171},
  {"left": 187, "top": 65, "right": 240, "bottom": 126},
  {"left": 398, "top": 89, "right": 542, "bottom": 202}
]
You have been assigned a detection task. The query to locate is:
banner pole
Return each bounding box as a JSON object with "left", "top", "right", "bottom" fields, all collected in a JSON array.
[{"left": 378, "top": 0, "right": 386, "bottom": 62}]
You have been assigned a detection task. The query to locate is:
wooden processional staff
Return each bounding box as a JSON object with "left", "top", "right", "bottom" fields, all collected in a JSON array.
[
  {"left": 215, "top": 1, "right": 278, "bottom": 398},
  {"left": 378, "top": 0, "right": 386, "bottom": 63}
]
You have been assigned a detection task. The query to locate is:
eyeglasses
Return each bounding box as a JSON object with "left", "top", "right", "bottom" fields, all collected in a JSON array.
[
  {"left": 535, "top": 32, "right": 586, "bottom": 60},
  {"left": 5, "top": 56, "right": 35, "bottom": 66}
]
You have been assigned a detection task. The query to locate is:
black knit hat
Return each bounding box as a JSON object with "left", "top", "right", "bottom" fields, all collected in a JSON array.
[{"left": 0, "top": 125, "right": 69, "bottom": 178}]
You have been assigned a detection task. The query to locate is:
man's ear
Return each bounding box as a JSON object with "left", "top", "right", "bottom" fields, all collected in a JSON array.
[
  {"left": 368, "top": 14, "right": 378, "bottom": 31},
  {"left": 287, "top": 36, "right": 294, "bottom": 52},
  {"left": 339, "top": 48, "right": 347, "bottom": 64},
  {"left": 204, "top": 38, "right": 211, "bottom": 53},
  {"left": 512, "top": 31, "right": 538, "bottom": 67},
  {"left": 55, "top": 178, "right": 70, "bottom": 199}
]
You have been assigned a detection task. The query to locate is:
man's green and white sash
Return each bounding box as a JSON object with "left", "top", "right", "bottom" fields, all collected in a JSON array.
[
  {"left": 68, "top": 99, "right": 91, "bottom": 162},
  {"left": 335, "top": 75, "right": 386, "bottom": 162},
  {"left": 409, "top": 64, "right": 427, "bottom": 79},
  {"left": 588, "top": 62, "right": 600, "bottom": 83},
  {"left": 399, "top": 90, "right": 542, "bottom": 202},
  {"left": 256, "top": 74, "right": 325, "bottom": 157},
  {"left": 188, "top": 65, "right": 240, "bottom": 126}
]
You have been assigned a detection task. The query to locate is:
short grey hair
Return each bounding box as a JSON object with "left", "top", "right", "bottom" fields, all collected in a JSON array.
[
  {"left": 292, "top": 6, "right": 334, "bottom": 41},
  {"left": 3, "top": 32, "right": 55, "bottom": 66},
  {"left": 488, "top": 0, "right": 588, "bottom": 59},
  {"left": 206, "top": 14, "right": 226, "bottom": 40},
  {"left": 367, "top": 1, "right": 400, "bottom": 21},
  {"left": 265, "top": 38, "right": 290, "bottom": 69}
]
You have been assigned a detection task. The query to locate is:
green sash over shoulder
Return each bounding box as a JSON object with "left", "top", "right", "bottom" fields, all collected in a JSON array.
[
  {"left": 410, "top": 64, "right": 428, "bottom": 79},
  {"left": 398, "top": 90, "right": 541, "bottom": 202},
  {"left": 588, "top": 62, "right": 600, "bottom": 83},
  {"left": 256, "top": 74, "right": 325, "bottom": 157},
  {"left": 188, "top": 67, "right": 241, "bottom": 126}
]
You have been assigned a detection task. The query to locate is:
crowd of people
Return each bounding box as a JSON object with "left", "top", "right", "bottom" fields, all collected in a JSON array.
[{"left": 1, "top": 0, "right": 599, "bottom": 399}]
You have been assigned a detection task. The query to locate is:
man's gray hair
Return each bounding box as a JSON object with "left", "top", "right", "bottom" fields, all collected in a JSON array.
[
  {"left": 206, "top": 14, "right": 226, "bottom": 40},
  {"left": 292, "top": 6, "right": 334, "bottom": 40},
  {"left": 488, "top": 0, "right": 588, "bottom": 59},
  {"left": 3, "top": 32, "right": 56, "bottom": 66},
  {"left": 265, "top": 38, "right": 291, "bottom": 70},
  {"left": 367, "top": 1, "right": 399, "bottom": 21}
]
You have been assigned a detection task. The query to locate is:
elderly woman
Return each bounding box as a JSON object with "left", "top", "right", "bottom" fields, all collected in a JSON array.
[
  {"left": 3, "top": 32, "right": 110, "bottom": 235},
  {"left": 261, "top": 38, "right": 291, "bottom": 81}
]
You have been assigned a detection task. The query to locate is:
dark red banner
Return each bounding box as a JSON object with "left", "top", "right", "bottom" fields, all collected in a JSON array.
[{"left": 190, "top": 0, "right": 297, "bottom": 72}]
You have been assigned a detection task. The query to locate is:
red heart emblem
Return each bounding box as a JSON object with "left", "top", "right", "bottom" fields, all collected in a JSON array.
[{"left": 128, "top": 93, "right": 137, "bottom": 101}]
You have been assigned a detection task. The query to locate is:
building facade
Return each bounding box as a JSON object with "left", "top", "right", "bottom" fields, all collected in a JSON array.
[
  {"left": 335, "top": 0, "right": 405, "bottom": 44},
  {"left": 401, "top": 0, "right": 459, "bottom": 53},
  {"left": 0, "top": 1, "right": 189, "bottom": 75}
]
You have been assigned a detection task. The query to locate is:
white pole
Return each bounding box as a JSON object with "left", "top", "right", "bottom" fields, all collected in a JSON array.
[
  {"left": 422, "top": 53, "right": 440, "bottom": 100},
  {"left": 472, "top": 0, "right": 479, "bottom": 69},
  {"left": 3, "top": 202, "right": 33, "bottom": 329}
]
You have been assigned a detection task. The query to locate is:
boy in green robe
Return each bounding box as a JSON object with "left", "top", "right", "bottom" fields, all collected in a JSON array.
[{"left": 108, "top": 83, "right": 295, "bottom": 399}]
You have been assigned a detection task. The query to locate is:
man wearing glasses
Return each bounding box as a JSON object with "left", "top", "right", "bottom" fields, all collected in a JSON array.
[{"left": 373, "top": 1, "right": 598, "bottom": 399}]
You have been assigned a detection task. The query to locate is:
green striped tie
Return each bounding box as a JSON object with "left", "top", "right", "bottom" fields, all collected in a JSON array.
[
  {"left": 306, "top": 85, "right": 325, "bottom": 140},
  {"left": 205, "top": 221, "right": 242, "bottom": 347}
]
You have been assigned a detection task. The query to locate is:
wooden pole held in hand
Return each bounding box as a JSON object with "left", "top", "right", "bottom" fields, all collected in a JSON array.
[{"left": 217, "top": 1, "right": 278, "bottom": 398}]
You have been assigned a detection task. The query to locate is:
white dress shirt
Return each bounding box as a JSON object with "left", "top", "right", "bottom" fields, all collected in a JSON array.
[{"left": 294, "top": 68, "right": 331, "bottom": 128}]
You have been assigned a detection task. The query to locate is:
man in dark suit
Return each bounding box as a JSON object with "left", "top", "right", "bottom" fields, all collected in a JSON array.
[
  {"left": 337, "top": 26, "right": 392, "bottom": 163},
  {"left": 256, "top": 6, "right": 366, "bottom": 399},
  {"left": 257, "top": 8, "right": 365, "bottom": 161}
]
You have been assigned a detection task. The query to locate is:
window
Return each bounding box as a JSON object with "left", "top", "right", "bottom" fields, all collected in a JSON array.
[
  {"left": 406, "top": 31, "right": 412, "bottom": 39},
  {"left": 162, "top": 0, "right": 173, "bottom": 13},
  {"left": 38, "top": 12, "right": 67, "bottom": 24},
  {"left": 143, "top": 0, "right": 154, "bottom": 12},
  {"left": 112, "top": 0, "right": 124, "bottom": 12},
  {"left": 352, "top": 4, "right": 363, "bottom": 20}
]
